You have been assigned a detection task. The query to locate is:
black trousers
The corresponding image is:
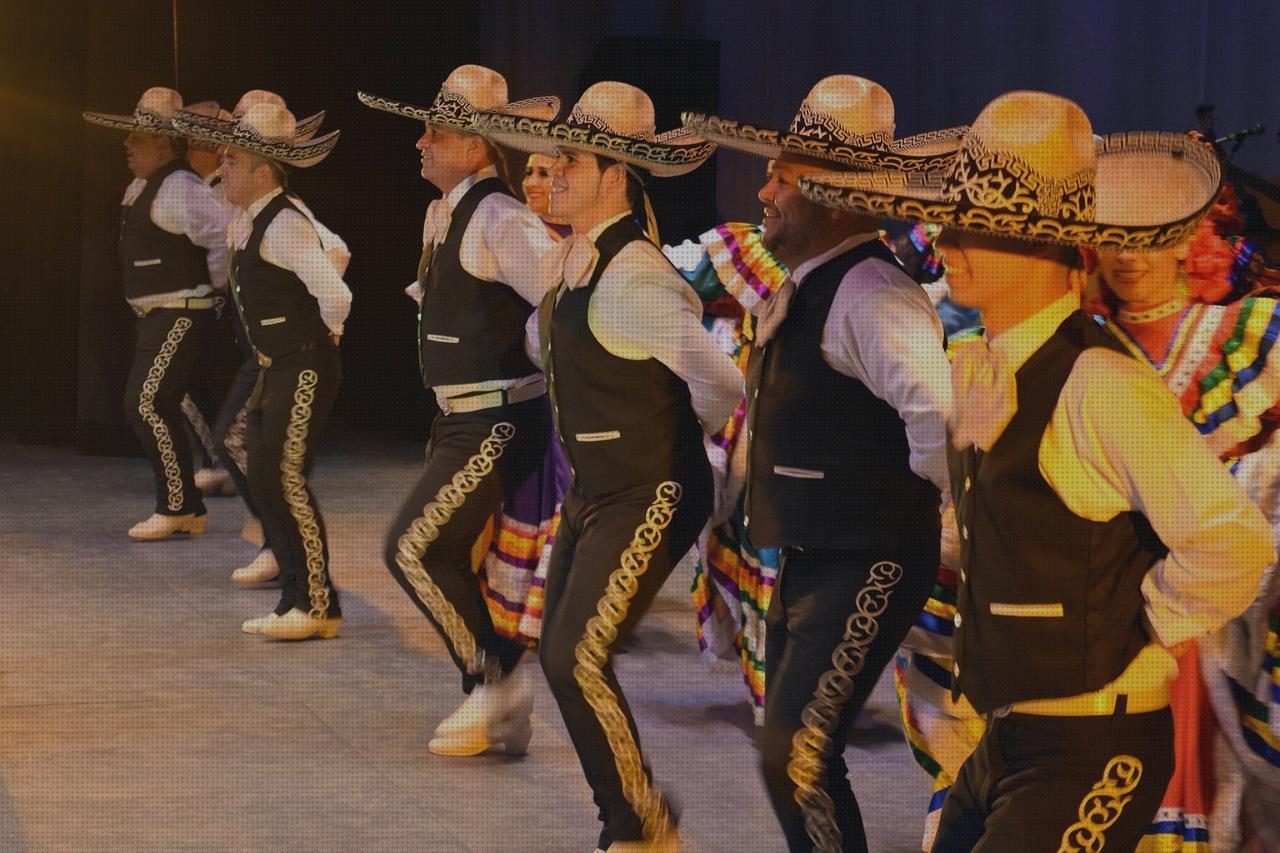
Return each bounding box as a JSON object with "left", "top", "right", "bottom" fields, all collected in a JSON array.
[
  {"left": 124, "top": 308, "right": 212, "bottom": 516},
  {"left": 933, "top": 707, "right": 1175, "bottom": 852},
  {"left": 539, "top": 466, "right": 712, "bottom": 848},
  {"left": 383, "top": 397, "right": 551, "bottom": 692},
  {"left": 213, "top": 323, "right": 270, "bottom": 545},
  {"left": 244, "top": 345, "right": 341, "bottom": 617},
  {"left": 760, "top": 542, "right": 937, "bottom": 853}
]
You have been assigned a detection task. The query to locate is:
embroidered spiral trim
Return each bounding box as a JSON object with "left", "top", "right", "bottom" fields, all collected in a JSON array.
[
  {"left": 1057, "top": 755, "right": 1144, "bottom": 852},
  {"left": 138, "top": 317, "right": 193, "bottom": 512},
  {"left": 395, "top": 422, "right": 515, "bottom": 681},
  {"left": 279, "top": 369, "right": 330, "bottom": 619},
  {"left": 788, "top": 560, "right": 904, "bottom": 853},
  {"left": 572, "top": 481, "right": 683, "bottom": 843},
  {"left": 224, "top": 401, "right": 250, "bottom": 474},
  {"left": 180, "top": 393, "right": 217, "bottom": 459}
]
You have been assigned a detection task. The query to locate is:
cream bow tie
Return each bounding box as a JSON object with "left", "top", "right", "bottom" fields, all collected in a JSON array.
[
  {"left": 948, "top": 332, "right": 1018, "bottom": 452},
  {"left": 422, "top": 198, "right": 452, "bottom": 248},
  {"left": 558, "top": 234, "right": 600, "bottom": 289},
  {"left": 754, "top": 275, "right": 796, "bottom": 346}
]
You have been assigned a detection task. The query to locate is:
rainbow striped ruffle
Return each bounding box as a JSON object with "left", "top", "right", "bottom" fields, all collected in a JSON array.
[
  {"left": 699, "top": 223, "right": 787, "bottom": 314},
  {"left": 474, "top": 442, "right": 570, "bottom": 645}
]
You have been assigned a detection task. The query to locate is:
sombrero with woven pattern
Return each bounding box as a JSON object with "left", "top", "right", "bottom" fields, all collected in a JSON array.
[
  {"left": 83, "top": 87, "right": 188, "bottom": 138},
  {"left": 231, "top": 90, "right": 325, "bottom": 140},
  {"left": 171, "top": 102, "right": 339, "bottom": 168},
  {"left": 472, "top": 80, "right": 716, "bottom": 178},
  {"left": 357, "top": 64, "right": 558, "bottom": 132},
  {"left": 799, "top": 91, "right": 1222, "bottom": 250},
  {"left": 682, "top": 76, "right": 966, "bottom": 171}
]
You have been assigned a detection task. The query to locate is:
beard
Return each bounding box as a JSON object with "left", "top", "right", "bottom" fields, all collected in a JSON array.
[{"left": 761, "top": 203, "right": 827, "bottom": 262}]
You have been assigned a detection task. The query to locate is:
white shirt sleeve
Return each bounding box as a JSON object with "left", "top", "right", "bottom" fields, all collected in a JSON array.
[
  {"left": 461, "top": 194, "right": 561, "bottom": 307},
  {"left": 259, "top": 208, "right": 353, "bottom": 336},
  {"left": 1041, "top": 348, "right": 1276, "bottom": 646},
  {"left": 287, "top": 195, "right": 351, "bottom": 276},
  {"left": 151, "top": 169, "right": 232, "bottom": 288},
  {"left": 591, "top": 243, "right": 744, "bottom": 434},
  {"left": 821, "top": 258, "right": 953, "bottom": 492},
  {"left": 524, "top": 308, "right": 545, "bottom": 370}
]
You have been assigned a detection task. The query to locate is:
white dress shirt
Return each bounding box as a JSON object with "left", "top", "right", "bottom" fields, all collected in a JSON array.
[
  {"left": 409, "top": 167, "right": 561, "bottom": 404},
  {"left": 121, "top": 166, "right": 232, "bottom": 311},
  {"left": 981, "top": 292, "right": 1274, "bottom": 655},
  {"left": 228, "top": 187, "right": 352, "bottom": 336},
  {"left": 526, "top": 212, "right": 744, "bottom": 434},
  {"left": 784, "top": 233, "right": 953, "bottom": 492}
]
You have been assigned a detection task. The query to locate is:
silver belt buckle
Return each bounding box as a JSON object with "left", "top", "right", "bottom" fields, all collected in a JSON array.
[{"left": 438, "top": 397, "right": 453, "bottom": 416}]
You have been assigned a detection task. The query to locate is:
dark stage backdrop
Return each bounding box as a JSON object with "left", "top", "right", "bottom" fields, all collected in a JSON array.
[{"left": 4, "top": 0, "right": 1278, "bottom": 450}]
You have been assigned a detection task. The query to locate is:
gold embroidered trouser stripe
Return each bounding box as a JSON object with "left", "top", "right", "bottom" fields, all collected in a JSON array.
[
  {"left": 572, "top": 481, "right": 683, "bottom": 843},
  {"left": 224, "top": 400, "right": 250, "bottom": 474},
  {"left": 788, "top": 560, "right": 904, "bottom": 853},
  {"left": 180, "top": 393, "right": 217, "bottom": 459},
  {"left": 395, "top": 422, "right": 515, "bottom": 682},
  {"left": 138, "top": 316, "right": 194, "bottom": 512},
  {"left": 1057, "top": 755, "right": 1143, "bottom": 852},
  {"left": 280, "top": 369, "right": 330, "bottom": 619}
]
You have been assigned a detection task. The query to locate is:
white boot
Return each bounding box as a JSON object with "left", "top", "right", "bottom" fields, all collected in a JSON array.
[
  {"left": 194, "top": 466, "right": 236, "bottom": 496},
  {"left": 429, "top": 665, "right": 534, "bottom": 756},
  {"left": 128, "top": 513, "right": 207, "bottom": 541},
  {"left": 230, "top": 549, "right": 280, "bottom": 585}
]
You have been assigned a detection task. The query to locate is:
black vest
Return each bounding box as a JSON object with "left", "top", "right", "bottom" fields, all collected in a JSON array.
[
  {"left": 744, "top": 240, "right": 940, "bottom": 550},
  {"left": 418, "top": 178, "right": 539, "bottom": 388},
  {"left": 118, "top": 159, "right": 209, "bottom": 300},
  {"left": 229, "top": 192, "right": 332, "bottom": 362},
  {"left": 540, "top": 218, "right": 706, "bottom": 498},
  {"left": 950, "top": 311, "right": 1165, "bottom": 713}
]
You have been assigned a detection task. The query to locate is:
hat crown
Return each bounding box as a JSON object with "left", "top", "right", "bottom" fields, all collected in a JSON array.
[
  {"left": 133, "top": 87, "right": 183, "bottom": 127},
  {"left": 943, "top": 91, "right": 1097, "bottom": 221},
  {"left": 433, "top": 65, "right": 510, "bottom": 120},
  {"left": 235, "top": 103, "right": 297, "bottom": 145},
  {"left": 235, "top": 90, "right": 287, "bottom": 117},
  {"left": 183, "top": 100, "right": 225, "bottom": 120},
  {"left": 788, "top": 76, "right": 895, "bottom": 149},
  {"left": 566, "top": 82, "right": 656, "bottom": 141}
]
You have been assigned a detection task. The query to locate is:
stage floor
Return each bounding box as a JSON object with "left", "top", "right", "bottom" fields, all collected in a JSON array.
[{"left": 0, "top": 436, "right": 928, "bottom": 852}]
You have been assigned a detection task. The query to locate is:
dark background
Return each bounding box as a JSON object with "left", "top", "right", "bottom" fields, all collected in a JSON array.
[{"left": 4, "top": 0, "right": 1279, "bottom": 452}]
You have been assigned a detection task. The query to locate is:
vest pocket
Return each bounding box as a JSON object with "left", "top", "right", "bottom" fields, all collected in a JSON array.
[
  {"left": 133, "top": 258, "right": 162, "bottom": 267},
  {"left": 260, "top": 317, "right": 287, "bottom": 326},
  {"left": 989, "top": 602, "right": 1064, "bottom": 618},
  {"left": 426, "top": 334, "right": 460, "bottom": 344},
  {"left": 773, "top": 465, "right": 825, "bottom": 480},
  {"left": 575, "top": 430, "right": 622, "bottom": 442}
]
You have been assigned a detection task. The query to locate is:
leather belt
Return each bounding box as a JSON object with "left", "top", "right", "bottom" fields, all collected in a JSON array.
[
  {"left": 437, "top": 378, "right": 546, "bottom": 415},
  {"left": 136, "top": 296, "right": 218, "bottom": 316},
  {"left": 995, "top": 682, "right": 1169, "bottom": 718}
]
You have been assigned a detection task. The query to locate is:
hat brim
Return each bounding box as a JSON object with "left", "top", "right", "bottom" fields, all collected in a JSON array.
[
  {"left": 82, "top": 110, "right": 184, "bottom": 138},
  {"left": 175, "top": 108, "right": 326, "bottom": 143},
  {"left": 799, "top": 131, "right": 1222, "bottom": 250},
  {"left": 681, "top": 112, "right": 967, "bottom": 171},
  {"left": 471, "top": 112, "right": 715, "bottom": 178},
  {"left": 171, "top": 114, "right": 339, "bottom": 168},
  {"left": 356, "top": 91, "right": 560, "bottom": 129}
]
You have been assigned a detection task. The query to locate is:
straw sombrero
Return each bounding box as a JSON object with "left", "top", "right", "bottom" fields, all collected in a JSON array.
[
  {"left": 171, "top": 102, "right": 339, "bottom": 168},
  {"left": 357, "top": 64, "right": 558, "bottom": 131},
  {"left": 83, "top": 87, "right": 187, "bottom": 138},
  {"left": 472, "top": 80, "right": 716, "bottom": 178},
  {"left": 681, "top": 76, "right": 966, "bottom": 171},
  {"left": 799, "top": 91, "right": 1221, "bottom": 250},
  {"left": 232, "top": 90, "right": 325, "bottom": 141}
]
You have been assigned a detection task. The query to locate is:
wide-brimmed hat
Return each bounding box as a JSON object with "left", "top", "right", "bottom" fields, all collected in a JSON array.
[
  {"left": 232, "top": 90, "right": 325, "bottom": 140},
  {"left": 83, "top": 86, "right": 187, "bottom": 137},
  {"left": 171, "top": 103, "right": 339, "bottom": 168},
  {"left": 471, "top": 80, "right": 715, "bottom": 178},
  {"left": 799, "top": 91, "right": 1222, "bottom": 250},
  {"left": 681, "top": 76, "right": 965, "bottom": 172},
  {"left": 357, "top": 64, "right": 558, "bottom": 133},
  {"left": 180, "top": 101, "right": 232, "bottom": 150}
]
